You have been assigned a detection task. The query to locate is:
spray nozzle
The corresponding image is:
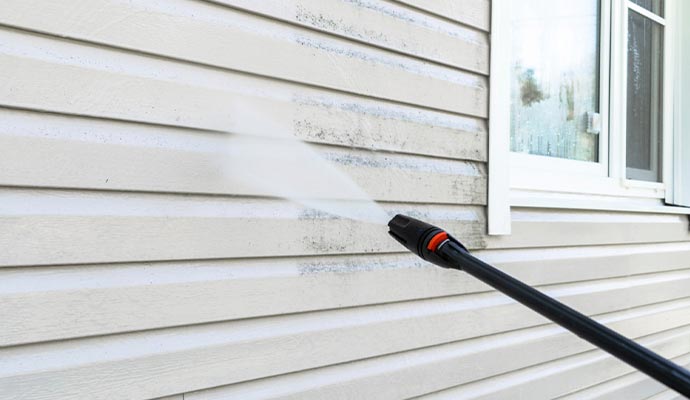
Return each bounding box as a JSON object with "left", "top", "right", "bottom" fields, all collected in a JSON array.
[{"left": 387, "top": 214, "right": 468, "bottom": 268}]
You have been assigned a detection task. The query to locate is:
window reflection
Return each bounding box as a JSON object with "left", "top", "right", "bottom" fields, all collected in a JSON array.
[
  {"left": 510, "top": 0, "right": 601, "bottom": 162},
  {"left": 626, "top": 10, "right": 664, "bottom": 181}
]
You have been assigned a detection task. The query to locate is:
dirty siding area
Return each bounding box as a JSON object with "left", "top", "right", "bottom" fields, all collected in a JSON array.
[{"left": 0, "top": 0, "right": 491, "bottom": 399}]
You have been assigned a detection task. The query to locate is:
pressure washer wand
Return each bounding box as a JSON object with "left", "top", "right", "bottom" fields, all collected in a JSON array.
[{"left": 388, "top": 214, "right": 690, "bottom": 397}]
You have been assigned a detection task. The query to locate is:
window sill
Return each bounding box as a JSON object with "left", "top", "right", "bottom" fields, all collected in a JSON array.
[
  {"left": 510, "top": 188, "right": 690, "bottom": 215},
  {"left": 511, "top": 166, "right": 665, "bottom": 199}
]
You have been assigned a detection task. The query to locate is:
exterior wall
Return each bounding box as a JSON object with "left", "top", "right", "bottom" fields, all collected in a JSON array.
[
  {"left": 0, "top": 0, "right": 489, "bottom": 399},
  {"left": 431, "top": 209, "right": 690, "bottom": 399},
  {"left": 1, "top": 1, "right": 689, "bottom": 400}
]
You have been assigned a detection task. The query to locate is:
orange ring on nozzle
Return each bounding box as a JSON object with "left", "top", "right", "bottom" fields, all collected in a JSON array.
[{"left": 427, "top": 232, "right": 448, "bottom": 252}]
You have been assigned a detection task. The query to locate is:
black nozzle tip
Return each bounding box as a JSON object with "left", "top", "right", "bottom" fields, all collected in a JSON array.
[
  {"left": 387, "top": 214, "right": 443, "bottom": 257},
  {"left": 388, "top": 214, "right": 468, "bottom": 268}
]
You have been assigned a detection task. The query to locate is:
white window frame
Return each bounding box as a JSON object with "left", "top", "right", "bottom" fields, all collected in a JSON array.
[
  {"left": 669, "top": 0, "right": 686, "bottom": 206},
  {"left": 488, "top": 0, "right": 687, "bottom": 235},
  {"left": 611, "top": 0, "right": 673, "bottom": 190}
]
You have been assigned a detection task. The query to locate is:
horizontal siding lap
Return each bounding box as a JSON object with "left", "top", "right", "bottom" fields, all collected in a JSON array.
[
  {"left": 0, "top": 1, "right": 487, "bottom": 116},
  {"left": 1, "top": 275, "right": 689, "bottom": 399},
  {"left": 645, "top": 389, "right": 688, "bottom": 400},
  {"left": 207, "top": 0, "right": 489, "bottom": 72},
  {"left": 0, "top": 39, "right": 487, "bottom": 160},
  {"left": 292, "top": 97, "right": 487, "bottom": 160},
  {"left": 479, "top": 242, "right": 690, "bottom": 284},
  {"left": 0, "top": 188, "right": 486, "bottom": 267},
  {"left": 4, "top": 1, "right": 689, "bottom": 400},
  {"left": 394, "top": 0, "right": 491, "bottom": 31},
  {"left": 416, "top": 328, "right": 690, "bottom": 400},
  {"left": 554, "top": 355, "right": 690, "bottom": 399},
  {"left": 0, "top": 95, "right": 486, "bottom": 161},
  {"left": 2, "top": 247, "right": 690, "bottom": 347},
  {"left": 183, "top": 304, "right": 690, "bottom": 400},
  {"left": 486, "top": 208, "right": 690, "bottom": 248},
  {"left": 0, "top": 109, "right": 486, "bottom": 204}
]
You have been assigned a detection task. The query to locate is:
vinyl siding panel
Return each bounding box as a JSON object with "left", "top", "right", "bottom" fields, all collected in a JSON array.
[
  {"left": 0, "top": 28, "right": 486, "bottom": 143},
  {"left": 186, "top": 323, "right": 690, "bottom": 400},
  {"left": 414, "top": 328, "right": 690, "bottom": 400},
  {"left": 0, "top": 188, "right": 485, "bottom": 267},
  {"left": 210, "top": 0, "right": 489, "bottom": 73},
  {"left": 0, "top": 2, "right": 487, "bottom": 116},
  {"left": 2, "top": 1, "right": 689, "bottom": 400},
  {"left": 4, "top": 242, "right": 690, "bottom": 347},
  {"left": 408, "top": 209, "right": 690, "bottom": 399},
  {"left": 646, "top": 389, "right": 689, "bottom": 400},
  {"left": 486, "top": 209, "right": 690, "bottom": 248},
  {"left": 555, "top": 355, "right": 690, "bottom": 399},
  {"left": 0, "top": 1, "right": 490, "bottom": 399},
  {"left": 0, "top": 110, "right": 486, "bottom": 204},
  {"left": 395, "top": 0, "right": 491, "bottom": 31}
]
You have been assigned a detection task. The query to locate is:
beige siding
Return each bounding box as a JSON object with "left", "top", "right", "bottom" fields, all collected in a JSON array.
[
  {"left": 406, "top": 209, "right": 690, "bottom": 400},
  {"left": 1, "top": 1, "right": 689, "bottom": 400},
  {"left": 646, "top": 389, "right": 689, "bottom": 400},
  {"left": 182, "top": 229, "right": 690, "bottom": 400},
  {"left": 0, "top": 0, "right": 488, "bottom": 399},
  {"left": 556, "top": 355, "right": 690, "bottom": 399}
]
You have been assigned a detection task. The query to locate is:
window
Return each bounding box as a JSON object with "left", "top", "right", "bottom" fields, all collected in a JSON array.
[
  {"left": 625, "top": 1, "right": 665, "bottom": 182},
  {"left": 503, "top": 0, "right": 669, "bottom": 180},
  {"left": 500, "top": 0, "right": 612, "bottom": 183},
  {"left": 488, "top": 0, "right": 686, "bottom": 234},
  {"left": 509, "top": 1, "right": 602, "bottom": 163}
]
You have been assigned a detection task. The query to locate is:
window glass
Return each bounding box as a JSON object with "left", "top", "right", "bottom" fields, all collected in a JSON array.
[
  {"left": 510, "top": 0, "right": 601, "bottom": 162},
  {"left": 629, "top": 0, "right": 664, "bottom": 17},
  {"left": 626, "top": 9, "right": 663, "bottom": 182}
]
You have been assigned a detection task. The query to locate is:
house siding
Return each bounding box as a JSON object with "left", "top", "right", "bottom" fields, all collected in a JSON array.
[
  {"left": 0, "top": 1, "right": 688, "bottom": 399},
  {"left": 418, "top": 209, "right": 690, "bottom": 399}
]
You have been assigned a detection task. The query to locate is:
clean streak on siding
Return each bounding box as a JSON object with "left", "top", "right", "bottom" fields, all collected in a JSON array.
[
  {"left": 0, "top": 110, "right": 486, "bottom": 204},
  {"left": 0, "top": 89, "right": 487, "bottom": 162},
  {"left": 0, "top": 188, "right": 486, "bottom": 267}
]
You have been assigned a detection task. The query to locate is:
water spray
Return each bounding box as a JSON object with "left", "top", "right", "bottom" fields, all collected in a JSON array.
[{"left": 388, "top": 214, "right": 690, "bottom": 397}]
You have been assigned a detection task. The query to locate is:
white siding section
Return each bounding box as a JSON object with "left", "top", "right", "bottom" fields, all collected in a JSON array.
[
  {"left": 0, "top": 1, "right": 488, "bottom": 399},
  {"left": 2, "top": 1, "right": 689, "bottom": 400},
  {"left": 555, "top": 355, "right": 690, "bottom": 399},
  {"left": 409, "top": 208, "right": 690, "bottom": 400}
]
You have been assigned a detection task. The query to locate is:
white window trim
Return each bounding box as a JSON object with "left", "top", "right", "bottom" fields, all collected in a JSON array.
[
  {"left": 664, "top": 0, "right": 680, "bottom": 205},
  {"left": 488, "top": 0, "right": 686, "bottom": 235},
  {"left": 670, "top": 0, "right": 683, "bottom": 205},
  {"left": 487, "top": 0, "right": 512, "bottom": 234}
]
